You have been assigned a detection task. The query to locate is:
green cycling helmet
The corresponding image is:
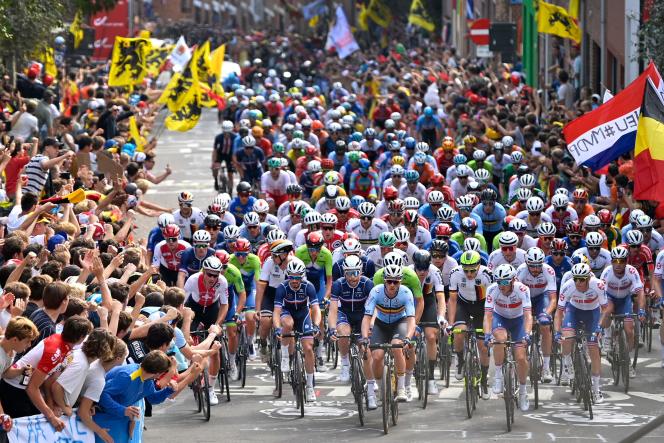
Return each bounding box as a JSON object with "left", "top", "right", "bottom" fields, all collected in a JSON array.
[
  {"left": 404, "top": 170, "right": 420, "bottom": 182},
  {"left": 293, "top": 130, "right": 305, "bottom": 139},
  {"left": 460, "top": 250, "right": 481, "bottom": 267},
  {"left": 267, "top": 158, "right": 282, "bottom": 169},
  {"left": 273, "top": 142, "right": 285, "bottom": 153},
  {"left": 347, "top": 151, "right": 361, "bottom": 163},
  {"left": 378, "top": 232, "right": 397, "bottom": 248}
]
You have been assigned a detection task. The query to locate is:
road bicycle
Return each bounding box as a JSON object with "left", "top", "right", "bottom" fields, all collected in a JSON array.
[
  {"left": 337, "top": 333, "right": 367, "bottom": 426},
  {"left": 415, "top": 321, "right": 440, "bottom": 409},
  {"left": 492, "top": 339, "right": 519, "bottom": 432},
  {"left": 236, "top": 318, "right": 250, "bottom": 388},
  {"left": 528, "top": 322, "right": 543, "bottom": 409},
  {"left": 437, "top": 329, "right": 452, "bottom": 388},
  {"left": 369, "top": 342, "right": 404, "bottom": 435},
  {"left": 282, "top": 331, "right": 312, "bottom": 418},
  {"left": 561, "top": 325, "right": 595, "bottom": 420},
  {"left": 190, "top": 331, "right": 212, "bottom": 421},
  {"left": 268, "top": 326, "right": 283, "bottom": 398},
  {"left": 607, "top": 313, "right": 638, "bottom": 393},
  {"left": 453, "top": 327, "right": 484, "bottom": 419}
]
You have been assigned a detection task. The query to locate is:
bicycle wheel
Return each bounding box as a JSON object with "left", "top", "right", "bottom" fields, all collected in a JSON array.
[
  {"left": 646, "top": 312, "right": 654, "bottom": 352},
  {"left": 529, "top": 340, "right": 540, "bottom": 409},
  {"left": 463, "top": 351, "right": 474, "bottom": 419},
  {"left": 610, "top": 333, "right": 620, "bottom": 386},
  {"left": 619, "top": 328, "right": 630, "bottom": 393},
  {"left": 381, "top": 364, "right": 390, "bottom": 434},
  {"left": 222, "top": 344, "right": 231, "bottom": 402},
  {"left": 273, "top": 346, "right": 282, "bottom": 398},
  {"left": 632, "top": 319, "right": 640, "bottom": 368},
  {"left": 504, "top": 364, "right": 513, "bottom": 432},
  {"left": 351, "top": 356, "right": 365, "bottom": 426},
  {"left": 239, "top": 328, "right": 248, "bottom": 388},
  {"left": 552, "top": 341, "right": 562, "bottom": 385},
  {"left": 579, "top": 352, "right": 593, "bottom": 419},
  {"left": 201, "top": 369, "right": 211, "bottom": 422},
  {"left": 420, "top": 341, "right": 429, "bottom": 409},
  {"left": 390, "top": 363, "right": 398, "bottom": 426},
  {"left": 193, "top": 376, "right": 202, "bottom": 413},
  {"left": 294, "top": 351, "right": 305, "bottom": 418}
]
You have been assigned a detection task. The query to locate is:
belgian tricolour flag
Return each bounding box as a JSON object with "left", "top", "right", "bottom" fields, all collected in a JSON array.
[{"left": 634, "top": 79, "right": 664, "bottom": 201}]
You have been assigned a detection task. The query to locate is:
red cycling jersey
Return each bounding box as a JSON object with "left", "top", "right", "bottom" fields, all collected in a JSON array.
[
  {"left": 152, "top": 240, "right": 190, "bottom": 271},
  {"left": 625, "top": 243, "right": 654, "bottom": 288}
]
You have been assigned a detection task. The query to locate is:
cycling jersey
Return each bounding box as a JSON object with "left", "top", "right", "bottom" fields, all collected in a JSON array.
[
  {"left": 239, "top": 222, "right": 269, "bottom": 252},
  {"left": 451, "top": 212, "right": 484, "bottom": 234},
  {"left": 152, "top": 239, "right": 191, "bottom": 271},
  {"left": 173, "top": 208, "right": 205, "bottom": 241},
  {"left": 229, "top": 195, "right": 257, "bottom": 225},
  {"left": 364, "top": 284, "right": 415, "bottom": 324},
  {"left": 295, "top": 245, "right": 333, "bottom": 296},
  {"left": 184, "top": 272, "right": 229, "bottom": 307},
  {"left": 485, "top": 281, "right": 532, "bottom": 319},
  {"left": 178, "top": 247, "right": 215, "bottom": 276},
  {"left": 147, "top": 226, "right": 165, "bottom": 252},
  {"left": 472, "top": 203, "right": 507, "bottom": 234},
  {"left": 491, "top": 233, "right": 537, "bottom": 251},
  {"left": 349, "top": 170, "right": 379, "bottom": 199},
  {"left": 321, "top": 230, "right": 344, "bottom": 251},
  {"left": 558, "top": 278, "right": 607, "bottom": 311},
  {"left": 331, "top": 276, "right": 374, "bottom": 314},
  {"left": 626, "top": 243, "right": 654, "bottom": 285},
  {"left": 654, "top": 249, "right": 664, "bottom": 282},
  {"left": 646, "top": 230, "right": 664, "bottom": 255},
  {"left": 515, "top": 211, "right": 553, "bottom": 236},
  {"left": 487, "top": 248, "right": 526, "bottom": 270},
  {"left": 545, "top": 206, "right": 578, "bottom": 236},
  {"left": 450, "top": 232, "right": 488, "bottom": 252},
  {"left": 600, "top": 265, "right": 643, "bottom": 298},
  {"left": 259, "top": 256, "right": 288, "bottom": 288},
  {"left": 274, "top": 280, "right": 318, "bottom": 311},
  {"left": 410, "top": 226, "right": 432, "bottom": 249},
  {"left": 399, "top": 182, "right": 426, "bottom": 202},
  {"left": 573, "top": 247, "right": 612, "bottom": 277},
  {"left": 448, "top": 265, "right": 493, "bottom": 302},
  {"left": 347, "top": 218, "right": 388, "bottom": 249},
  {"left": 515, "top": 263, "right": 557, "bottom": 298},
  {"left": 332, "top": 255, "right": 376, "bottom": 281},
  {"left": 373, "top": 266, "right": 423, "bottom": 298},
  {"left": 545, "top": 255, "right": 573, "bottom": 289},
  {"left": 407, "top": 264, "right": 444, "bottom": 294},
  {"left": 433, "top": 256, "right": 458, "bottom": 286}
]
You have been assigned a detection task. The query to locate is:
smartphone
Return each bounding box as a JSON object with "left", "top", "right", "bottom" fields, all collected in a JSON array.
[{"left": 60, "top": 172, "right": 71, "bottom": 180}]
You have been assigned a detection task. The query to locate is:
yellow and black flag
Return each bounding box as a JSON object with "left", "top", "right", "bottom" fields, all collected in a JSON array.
[
  {"left": 158, "top": 70, "right": 194, "bottom": 112},
  {"left": 367, "top": 0, "right": 392, "bottom": 28},
  {"left": 408, "top": 0, "right": 435, "bottom": 32},
  {"left": 193, "top": 41, "right": 212, "bottom": 84},
  {"left": 634, "top": 78, "right": 664, "bottom": 201},
  {"left": 145, "top": 44, "right": 173, "bottom": 77},
  {"left": 109, "top": 37, "right": 152, "bottom": 87},
  {"left": 70, "top": 11, "right": 84, "bottom": 49},
  {"left": 165, "top": 86, "right": 203, "bottom": 132},
  {"left": 537, "top": 1, "right": 581, "bottom": 44}
]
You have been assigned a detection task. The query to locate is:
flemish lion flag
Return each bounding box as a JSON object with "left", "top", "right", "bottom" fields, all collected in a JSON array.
[
  {"left": 634, "top": 78, "right": 664, "bottom": 201},
  {"left": 109, "top": 37, "right": 152, "bottom": 87},
  {"left": 537, "top": 1, "right": 581, "bottom": 44},
  {"left": 193, "top": 41, "right": 212, "bottom": 84},
  {"left": 70, "top": 11, "right": 84, "bottom": 49},
  {"left": 128, "top": 116, "right": 146, "bottom": 152},
  {"left": 145, "top": 45, "right": 173, "bottom": 77},
  {"left": 158, "top": 70, "right": 193, "bottom": 112},
  {"left": 409, "top": 0, "right": 435, "bottom": 32},
  {"left": 367, "top": 0, "right": 392, "bottom": 28},
  {"left": 165, "top": 86, "right": 203, "bottom": 132}
]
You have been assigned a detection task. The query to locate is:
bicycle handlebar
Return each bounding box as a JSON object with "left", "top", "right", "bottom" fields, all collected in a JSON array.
[{"left": 369, "top": 343, "right": 405, "bottom": 350}]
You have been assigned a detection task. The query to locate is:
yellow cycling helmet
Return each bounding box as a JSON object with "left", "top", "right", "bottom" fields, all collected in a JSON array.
[{"left": 391, "top": 155, "right": 405, "bottom": 166}]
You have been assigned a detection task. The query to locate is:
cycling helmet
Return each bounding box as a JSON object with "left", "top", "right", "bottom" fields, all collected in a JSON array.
[
  {"left": 456, "top": 165, "right": 471, "bottom": 178},
  {"left": 223, "top": 225, "right": 241, "bottom": 241},
  {"left": 428, "top": 191, "right": 445, "bottom": 204},
  {"left": 343, "top": 254, "right": 363, "bottom": 272},
  {"left": 635, "top": 214, "right": 654, "bottom": 229},
  {"left": 415, "top": 141, "right": 430, "bottom": 153},
  {"left": 473, "top": 150, "right": 487, "bottom": 161},
  {"left": 241, "top": 135, "right": 256, "bottom": 147},
  {"left": 307, "top": 160, "right": 322, "bottom": 173},
  {"left": 202, "top": 256, "right": 223, "bottom": 272},
  {"left": 364, "top": 127, "right": 376, "bottom": 138},
  {"left": 475, "top": 168, "right": 491, "bottom": 183},
  {"left": 501, "top": 136, "right": 514, "bottom": 147},
  {"left": 158, "top": 213, "right": 175, "bottom": 228},
  {"left": 388, "top": 199, "right": 405, "bottom": 214},
  {"left": 412, "top": 250, "right": 431, "bottom": 271},
  {"left": 192, "top": 230, "right": 211, "bottom": 244},
  {"left": 519, "top": 174, "right": 536, "bottom": 188},
  {"left": 437, "top": 205, "right": 455, "bottom": 222},
  {"left": 178, "top": 191, "right": 194, "bottom": 203},
  {"left": 552, "top": 238, "right": 568, "bottom": 252},
  {"left": 442, "top": 137, "right": 455, "bottom": 150},
  {"left": 341, "top": 238, "right": 362, "bottom": 254},
  {"left": 493, "top": 142, "right": 504, "bottom": 151},
  {"left": 286, "top": 184, "right": 302, "bottom": 195},
  {"left": 554, "top": 188, "right": 569, "bottom": 197},
  {"left": 388, "top": 140, "right": 401, "bottom": 152},
  {"left": 383, "top": 264, "right": 404, "bottom": 280},
  {"left": 204, "top": 214, "right": 222, "bottom": 229},
  {"left": 516, "top": 188, "right": 532, "bottom": 202},
  {"left": 611, "top": 245, "right": 629, "bottom": 260},
  {"left": 571, "top": 263, "right": 592, "bottom": 278},
  {"left": 243, "top": 211, "right": 260, "bottom": 226},
  {"left": 413, "top": 152, "right": 427, "bottom": 165},
  {"left": 324, "top": 171, "right": 340, "bottom": 185},
  {"left": 253, "top": 199, "right": 270, "bottom": 214},
  {"left": 403, "top": 197, "right": 420, "bottom": 210},
  {"left": 456, "top": 195, "right": 474, "bottom": 209},
  {"left": 336, "top": 196, "right": 351, "bottom": 211},
  {"left": 404, "top": 170, "right": 420, "bottom": 182},
  {"left": 391, "top": 155, "right": 405, "bottom": 166},
  {"left": 460, "top": 217, "right": 478, "bottom": 233},
  {"left": 266, "top": 229, "right": 286, "bottom": 243},
  {"left": 384, "top": 119, "right": 396, "bottom": 129},
  {"left": 629, "top": 209, "right": 645, "bottom": 225},
  {"left": 583, "top": 215, "right": 601, "bottom": 230},
  {"left": 463, "top": 135, "right": 477, "bottom": 145},
  {"left": 267, "top": 158, "right": 281, "bottom": 169},
  {"left": 390, "top": 164, "right": 405, "bottom": 177},
  {"left": 536, "top": 222, "right": 556, "bottom": 237},
  {"left": 526, "top": 197, "right": 545, "bottom": 212},
  {"left": 551, "top": 194, "right": 569, "bottom": 208},
  {"left": 493, "top": 264, "right": 516, "bottom": 281},
  {"left": 378, "top": 232, "right": 397, "bottom": 248},
  {"left": 236, "top": 181, "right": 252, "bottom": 194},
  {"left": 221, "top": 120, "right": 234, "bottom": 132},
  {"left": 597, "top": 209, "right": 613, "bottom": 225},
  {"left": 324, "top": 185, "right": 339, "bottom": 200},
  {"left": 321, "top": 213, "right": 338, "bottom": 226},
  {"left": 525, "top": 247, "right": 545, "bottom": 264},
  {"left": 585, "top": 231, "right": 604, "bottom": 247},
  {"left": 304, "top": 211, "right": 322, "bottom": 226},
  {"left": 350, "top": 195, "right": 365, "bottom": 208},
  {"left": 286, "top": 259, "right": 306, "bottom": 277},
  {"left": 306, "top": 231, "right": 325, "bottom": 248},
  {"left": 358, "top": 158, "right": 371, "bottom": 172},
  {"left": 430, "top": 239, "right": 449, "bottom": 255},
  {"left": 404, "top": 209, "right": 420, "bottom": 224},
  {"left": 463, "top": 238, "right": 482, "bottom": 252},
  {"left": 163, "top": 224, "right": 180, "bottom": 238},
  {"left": 460, "top": 250, "right": 481, "bottom": 266},
  {"left": 566, "top": 220, "right": 583, "bottom": 236},
  {"left": 572, "top": 188, "right": 589, "bottom": 201},
  {"left": 215, "top": 249, "right": 230, "bottom": 266},
  {"left": 234, "top": 238, "right": 251, "bottom": 253},
  {"left": 393, "top": 226, "right": 410, "bottom": 243},
  {"left": 511, "top": 152, "right": 523, "bottom": 163},
  {"left": 383, "top": 251, "right": 405, "bottom": 267},
  {"left": 509, "top": 218, "right": 528, "bottom": 232},
  {"left": 430, "top": 174, "right": 445, "bottom": 186},
  {"left": 498, "top": 231, "right": 519, "bottom": 247},
  {"left": 571, "top": 254, "right": 589, "bottom": 265},
  {"left": 434, "top": 223, "right": 453, "bottom": 237},
  {"left": 358, "top": 202, "right": 376, "bottom": 217},
  {"left": 270, "top": 239, "right": 294, "bottom": 254},
  {"left": 453, "top": 154, "right": 467, "bottom": 165},
  {"left": 625, "top": 229, "right": 644, "bottom": 246},
  {"left": 481, "top": 188, "right": 498, "bottom": 202}
]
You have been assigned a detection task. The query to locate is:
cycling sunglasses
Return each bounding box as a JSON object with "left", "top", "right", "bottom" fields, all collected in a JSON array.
[
  {"left": 501, "top": 246, "right": 515, "bottom": 252},
  {"left": 573, "top": 276, "right": 589, "bottom": 282},
  {"left": 205, "top": 271, "right": 220, "bottom": 278},
  {"left": 194, "top": 243, "right": 208, "bottom": 249},
  {"left": 235, "top": 252, "right": 248, "bottom": 257},
  {"left": 345, "top": 270, "right": 361, "bottom": 277},
  {"left": 384, "top": 279, "right": 401, "bottom": 285},
  {"left": 497, "top": 279, "right": 511, "bottom": 286},
  {"left": 612, "top": 258, "right": 627, "bottom": 264}
]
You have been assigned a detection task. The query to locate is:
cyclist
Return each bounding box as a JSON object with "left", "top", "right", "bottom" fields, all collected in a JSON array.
[
  {"left": 634, "top": 214, "right": 664, "bottom": 256},
  {"left": 293, "top": 211, "right": 322, "bottom": 247},
  {"left": 213, "top": 120, "right": 237, "bottom": 191},
  {"left": 484, "top": 264, "right": 532, "bottom": 411},
  {"left": 546, "top": 193, "right": 578, "bottom": 237},
  {"left": 597, "top": 209, "right": 622, "bottom": 249},
  {"left": 177, "top": 230, "right": 215, "bottom": 288},
  {"left": 230, "top": 238, "right": 261, "bottom": 359},
  {"left": 400, "top": 170, "right": 426, "bottom": 202},
  {"left": 233, "top": 135, "right": 265, "bottom": 189},
  {"left": 328, "top": 255, "right": 377, "bottom": 408},
  {"left": 173, "top": 192, "right": 205, "bottom": 243},
  {"left": 418, "top": 190, "right": 446, "bottom": 225},
  {"left": 147, "top": 213, "right": 176, "bottom": 263},
  {"left": 555, "top": 263, "right": 608, "bottom": 403},
  {"left": 516, "top": 197, "right": 552, "bottom": 237},
  {"left": 229, "top": 181, "right": 258, "bottom": 225},
  {"left": 547, "top": 239, "right": 573, "bottom": 291},
  {"left": 393, "top": 226, "right": 420, "bottom": 265},
  {"left": 516, "top": 247, "right": 557, "bottom": 383},
  {"left": 347, "top": 202, "right": 388, "bottom": 249},
  {"left": 276, "top": 184, "right": 304, "bottom": 219},
  {"left": 488, "top": 231, "right": 526, "bottom": 270},
  {"left": 448, "top": 251, "right": 493, "bottom": 399},
  {"left": 472, "top": 188, "right": 506, "bottom": 248},
  {"left": 253, "top": 199, "right": 280, "bottom": 226},
  {"left": 274, "top": 259, "right": 321, "bottom": 402},
  {"left": 411, "top": 250, "right": 448, "bottom": 396},
  {"left": 453, "top": 195, "right": 484, "bottom": 234},
  {"left": 239, "top": 212, "right": 267, "bottom": 253},
  {"left": 571, "top": 188, "right": 595, "bottom": 225},
  {"left": 327, "top": 197, "right": 359, "bottom": 231},
  {"left": 153, "top": 224, "right": 191, "bottom": 286},
  {"left": 362, "top": 264, "right": 416, "bottom": 402},
  {"left": 404, "top": 210, "right": 432, "bottom": 249},
  {"left": 599, "top": 246, "right": 645, "bottom": 376},
  {"left": 452, "top": 238, "right": 490, "bottom": 266},
  {"left": 430, "top": 239, "right": 458, "bottom": 291},
  {"left": 625, "top": 230, "right": 655, "bottom": 289},
  {"left": 349, "top": 158, "right": 380, "bottom": 201},
  {"left": 564, "top": 221, "right": 586, "bottom": 255},
  {"left": 332, "top": 237, "right": 377, "bottom": 279},
  {"left": 451, "top": 217, "right": 487, "bottom": 253},
  {"left": 573, "top": 232, "right": 611, "bottom": 278},
  {"left": 320, "top": 213, "right": 344, "bottom": 250}
]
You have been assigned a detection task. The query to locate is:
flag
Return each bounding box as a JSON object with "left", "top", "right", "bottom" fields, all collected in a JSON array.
[
  {"left": 41, "top": 47, "right": 57, "bottom": 78},
  {"left": 537, "top": 1, "right": 581, "bottom": 44},
  {"left": 158, "top": 67, "right": 195, "bottom": 112},
  {"left": 358, "top": 3, "right": 369, "bottom": 31},
  {"left": 145, "top": 44, "right": 173, "bottom": 77},
  {"left": 409, "top": 0, "right": 435, "bottom": 32},
  {"left": 108, "top": 37, "right": 152, "bottom": 87},
  {"left": 467, "top": 0, "right": 475, "bottom": 20},
  {"left": 367, "top": 0, "right": 392, "bottom": 28},
  {"left": 301, "top": 0, "right": 327, "bottom": 20},
  {"left": 603, "top": 89, "right": 614, "bottom": 103},
  {"left": 326, "top": 6, "right": 360, "bottom": 59},
  {"left": 70, "top": 11, "right": 84, "bottom": 49},
  {"left": 165, "top": 86, "right": 203, "bottom": 132},
  {"left": 563, "top": 62, "right": 664, "bottom": 171},
  {"left": 193, "top": 41, "right": 212, "bottom": 84},
  {"left": 169, "top": 36, "right": 192, "bottom": 71},
  {"left": 208, "top": 44, "right": 226, "bottom": 107},
  {"left": 634, "top": 79, "right": 664, "bottom": 201},
  {"left": 128, "top": 116, "right": 146, "bottom": 152},
  {"left": 568, "top": 0, "right": 580, "bottom": 19}
]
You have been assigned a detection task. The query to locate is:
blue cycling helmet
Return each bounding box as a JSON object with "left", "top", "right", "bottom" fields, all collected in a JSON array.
[
  {"left": 351, "top": 132, "right": 363, "bottom": 142},
  {"left": 453, "top": 154, "right": 467, "bottom": 165},
  {"left": 350, "top": 195, "right": 365, "bottom": 209},
  {"left": 424, "top": 106, "right": 434, "bottom": 117},
  {"left": 404, "top": 170, "right": 420, "bottom": 182},
  {"left": 358, "top": 158, "right": 371, "bottom": 172},
  {"left": 404, "top": 137, "right": 416, "bottom": 150}
]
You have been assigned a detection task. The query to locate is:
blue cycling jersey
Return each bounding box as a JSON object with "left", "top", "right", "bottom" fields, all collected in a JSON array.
[
  {"left": 472, "top": 202, "right": 507, "bottom": 234},
  {"left": 418, "top": 204, "right": 437, "bottom": 224},
  {"left": 178, "top": 247, "right": 215, "bottom": 276},
  {"left": 563, "top": 237, "right": 586, "bottom": 256},
  {"left": 275, "top": 280, "right": 318, "bottom": 311},
  {"left": 364, "top": 284, "right": 415, "bottom": 324},
  {"left": 332, "top": 256, "right": 376, "bottom": 281},
  {"left": 229, "top": 196, "right": 257, "bottom": 225},
  {"left": 331, "top": 276, "right": 374, "bottom": 313},
  {"left": 452, "top": 212, "right": 484, "bottom": 234},
  {"left": 545, "top": 255, "right": 573, "bottom": 289},
  {"left": 147, "top": 227, "right": 164, "bottom": 252}
]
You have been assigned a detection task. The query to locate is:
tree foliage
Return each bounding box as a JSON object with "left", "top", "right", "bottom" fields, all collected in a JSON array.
[
  {"left": 0, "top": 0, "right": 64, "bottom": 61},
  {"left": 71, "top": 0, "right": 119, "bottom": 16},
  {"left": 639, "top": 2, "right": 664, "bottom": 69}
]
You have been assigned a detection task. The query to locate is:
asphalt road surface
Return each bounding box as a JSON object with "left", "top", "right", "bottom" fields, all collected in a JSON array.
[{"left": 140, "top": 110, "right": 664, "bottom": 442}]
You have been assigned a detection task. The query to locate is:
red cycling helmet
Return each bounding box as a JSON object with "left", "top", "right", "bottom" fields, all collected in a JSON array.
[
  {"left": 306, "top": 231, "right": 325, "bottom": 248},
  {"left": 572, "top": 188, "right": 589, "bottom": 201},
  {"left": 234, "top": 238, "right": 251, "bottom": 253},
  {"left": 597, "top": 208, "right": 613, "bottom": 225},
  {"left": 435, "top": 223, "right": 453, "bottom": 237},
  {"left": 163, "top": 224, "right": 181, "bottom": 239},
  {"left": 383, "top": 185, "right": 398, "bottom": 201},
  {"left": 566, "top": 220, "right": 583, "bottom": 236},
  {"left": 552, "top": 238, "right": 568, "bottom": 252},
  {"left": 215, "top": 249, "right": 230, "bottom": 265},
  {"left": 404, "top": 209, "right": 420, "bottom": 224},
  {"left": 430, "top": 174, "right": 445, "bottom": 186},
  {"left": 208, "top": 203, "right": 223, "bottom": 215},
  {"left": 305, "top": 146, "right": 317, "bottom": 156},
  {"left": 343, "top": 232, "right": 359, "bottom": 241},
  {"left": 321, "top": 158, "right": 334, "bottom": 170}
]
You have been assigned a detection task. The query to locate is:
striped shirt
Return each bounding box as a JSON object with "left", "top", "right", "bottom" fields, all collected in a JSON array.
[{"left": 23, "top": 154, "right": 49, "bottom": 195}]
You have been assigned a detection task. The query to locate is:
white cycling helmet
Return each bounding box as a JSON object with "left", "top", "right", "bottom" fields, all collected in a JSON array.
[
  {"left": 493, "top": 264, "right": 516, "bottom": 281},
  {"left": 525, "top": 247, "right": 545, "bottom": 264},
  {"left": 583, "top": 214, "right": 601, "bottom": 229},
  {"left": 625, "top": 230, "right": 644, "bottom": 246},
  {"left": 551, "top": 194, "right": 569, "bottom": 208},
  {"left": 158, "top": 213, "right": 175, "bottom": 229},
  {"left": 498, "top": 231, "right": 519, "bottom": 247},
  {"left": 383, "top": 251, "right": 405, "bottom": 267},
  {"left": 202, "top": 256, "right": 223, "bottom": 273},
  {"left": 629, "top": 209, "right": 645, "bottom": 225},
  {"left": 341, "top": 238, "right": 362, "bottom": 254},
  {"left": 516, "top": 188, "right": 532, "bottom": 202},
  {"left": 585, "top": 231, "right": 604, "bottom": 247},
  {"left": 223, "top": 225, "right": 241, "bottom": 241},
  {"left": 525, "top": 197, "right": 545, "bottom": 212},
  {"left": 253, "top": 199, "right": 270, "bottom": 214},
  {"left": 192, "top": 230, "right": 211, "bottom": 244},
  {"left": 428, "top": 191, "right": 445, "bottom": 204},
  {"left": 571, "top": 263, "right": 592, "bottom": 278},
  {"left": 336, "top": 196, "right": 351, "bottom": 211},
  {"left": 383, "top": 264, "right": 404, "bottom": 280},
  {"left": 304, "top": 211, "right": 322, "bottom": 226},
  {"left": 475, "top": 168, "right": 491, "bottom": 183},
  {"left": 403, "top": 197, "right": 420, "bottom": 210},
  {"left": 509, "top": 218, "right": 528, "bottom": 232},
  {"left": 243, "top": 212, "right": 260, "bottom": 226},
  {"left": 266, "top": 229, "right": 286, "bottom": 243},
  {"left": 357, "top": 202, "right": 376, "bottom": 217},
  {"left": 536, "top": 222, "right": 556, "bottom": 237},
  {"left": 343, "top": 255, "right": 363, "bottom": 272},
  {"left": 437, "top": 205, "right": 456, "bottom": 222},
  {"left": 393, "top": 226, "right": 410, "bottom": 243},
  {"left": 610, "top": 246, "right": 629, "bottom": 260},
  {"left": 519, "top": 174, "right": 536, "bottom": 188},
  {"left": 501, "top": 135, "right": 514, "bottom": 147},
  {"left": 286, "top": 258, "right": 307, "bottom": 276},
  {"left": 464, "top": 237, "right": 481, "bottom": 252},
  {"left": 321, "top": 213, "right": 338, "bottom": 226}
]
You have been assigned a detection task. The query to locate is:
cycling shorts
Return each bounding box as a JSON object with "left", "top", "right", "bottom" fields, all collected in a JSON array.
[
  {"left": 224, "top": 287, "right": 238, "bottom": 324},
  {"left": 281, "top": 306, "right": 315, "bottom": 338},
  {"left": 337, "top": 309, "right": 364, "bottom": 332},
  {"left": 185, "top": 297, "right": 220, "bottom": 330},
  {"left": 243, "top": 283, "right": 257, "bottom": 312},
  {"left": 159, "top": 265, "right": 179, "bottom": 287},
  {"left": 562, "top": 305, "right": 600, "bottom": 342},
  {"left": 454, "top": 298, "right": 485, "bottom": 331},
  {"left": 370, "top": 318, "right": 409, "bottom": 346},
  {"left": 531, "top": 294, "right": 549, "bottom": 317},
  {"left": 260, "top": 286, "right": 277, "bottom": 316},
  {"left": 491, "top": 313, "right": 527, "bottom": 344},
  {"left": 214, "top": 150, "right": 234, "bottom": 169},
  {"left": 420, "top": 292, "right": 438, "bottom": 325},
  {"left": 608, "top": 294, "right": 633, "bottom": 319}
]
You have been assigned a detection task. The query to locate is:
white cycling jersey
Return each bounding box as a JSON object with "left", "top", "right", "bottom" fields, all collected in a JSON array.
[
  {"left": 515, "top": 263, "right": 557, "bottom": 298},
  {"left": 487, "top": 248, "right": 526, "bottom": 270},
  {"left": 449, "top": 265, "right": 493, "bottom": 302},
  {"left": 600, "top": 265, "right": 643, "bottom": 299},
  {"left": 261, "top": 170, "right": 291, "bottom": 196},
  {"left": 259, "top": 256, "right": 289, "bottom": 288},
  {"left": 654, "top": 249, "right": 664, "bottom": 279},
  {"left": 347, "top": 218, "right": 388, "bottom": 249},
  {"left": 573, "top": 247, "right": 611, "bottom": 277},
  {"left": 485, "top": 281, "right": 532, "bottom": 319},
  {"left": 287, "top": 222, "right": 303, "bottom": 242},
  {"left": 515, "top": 210, "right": 553, "bottom": 236},
  {"left": 277, "top": 201, "right": 291, "bottom": 219},
  {"left": 184, "top": 272, "right": 229, "bottom": 307},
  {"left": 435, "top": 256, "right": 458, "bottom": 286},
  {"left": 173, "top": 208, "right": 205, "bottom": 240},
  {"left": 558, "top": 277, "right": 607, "bottom": 311},
  {"left": 314, "top": 199, "right": 333, "bottom": 213},
  {"left": 408, "top": 264, "right": 444, "bottom": 293},
  {"left": 410, "top": 226, "right": 432, "bottom": 249},
  {"left": 398, "top": 183, "right": 426, "bottom": 202}
]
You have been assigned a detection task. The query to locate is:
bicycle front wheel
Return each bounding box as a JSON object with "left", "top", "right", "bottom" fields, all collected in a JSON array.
[
  {"left": 293, "top": 351, "right": 305, "bottom": 417},
  {"left": 504, "top": 364, "right": 513, "bottom": 432},
  {"left": 381, "top": 364, "right": 390, "bottom": 434},
  {"left": 351, "top": 356, "right": 365, "bottom": 426},
  {"left": 201, "top": 369, "right": 211, "bottom": 422},
  {"left": 529, "top": 340, "right": 540, "bottom": 410},
  {"left": 619, "top": 328, "right": 630, "bottom": 393},
  {"left": 273, "top": 346, "right": 282, "bottom": 398},
  {"left": 464, "top": 352, "right": 474, "bottom": 419},
  {"left": 419, "top": 341, "right": 429, "bottom": 409}
]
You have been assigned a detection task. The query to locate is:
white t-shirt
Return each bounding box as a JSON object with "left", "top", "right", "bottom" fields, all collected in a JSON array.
[
  {"left": 55, "top": 348, "right": 90, "bottom": 406},
  {"left": 80, "top": 360, "right": 107, "bottom": 402},
  {"left": 6, "top": 205, "right": 29, "bottom": 233},
  {"left": 9, "top": 112, "right": 38, "bottom": 140}
]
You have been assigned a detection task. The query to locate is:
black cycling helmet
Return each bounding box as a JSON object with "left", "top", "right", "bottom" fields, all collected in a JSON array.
[
  {"left": 412, "top": 250, "right": 432, "bottom": 271},
  {"left": 429, "top": 239, "right": 449, "bottom": 255},
  {"left": 204, "top": 214, "right": 222, "bottom": 229},
  {"left": 286, "top": 184, "right": 302, "bottom": 195},
  {"left": 481, "top": 188, "right": 498, "bottom": 202},
  {"left": 237, "top": 181, "right": 252, "bottom": 194}
]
